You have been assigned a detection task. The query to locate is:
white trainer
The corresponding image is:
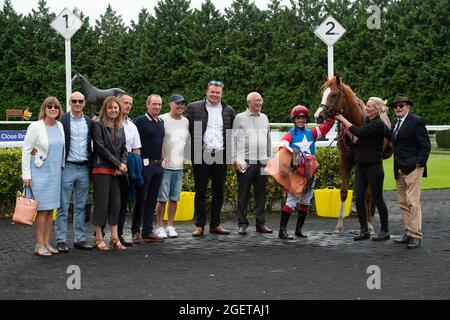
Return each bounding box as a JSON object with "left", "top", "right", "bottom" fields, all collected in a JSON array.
[
  {"left": 166, "top": 226, "right": 178, "bottom": 238},
  {"left": 155, "top": 227, "right": 168, "bottom": 239}
]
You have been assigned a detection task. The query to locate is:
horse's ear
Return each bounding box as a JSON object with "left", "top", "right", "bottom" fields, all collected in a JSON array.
[
  {"left": 323, "top": 75, "right": 328, "bottom": 82},
  {"left": 336, "top": 74, "right": 341, "bottom": 85}
]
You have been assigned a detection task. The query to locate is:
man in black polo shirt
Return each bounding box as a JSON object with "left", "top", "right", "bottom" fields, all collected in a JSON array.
[
  {"left": 185, "top": 80, "right": 236, "bottom": 237},
  {"left": 131, "top": 94, "right": 165, "bottom": 243}
]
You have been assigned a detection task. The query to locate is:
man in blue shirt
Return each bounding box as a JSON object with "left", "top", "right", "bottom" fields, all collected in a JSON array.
[{"left": 55, "top": 92, "right": 94, "bottom": 252}]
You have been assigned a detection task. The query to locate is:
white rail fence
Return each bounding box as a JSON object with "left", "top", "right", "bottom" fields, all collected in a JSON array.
[{"left": 1, "top": 121, "right": 449, "bottom": 148}]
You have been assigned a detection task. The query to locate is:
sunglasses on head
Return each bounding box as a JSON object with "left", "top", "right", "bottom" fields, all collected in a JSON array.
[
  {"left": 46, "top": 104, "right": 60, "bottom": 110},
  {"left": 393, "top": 103, "right": 407, "bottom": 109},
  {"left": 209, "top": 80, "right": 224, "bottom": 87},
  {"left": 71, "top": 99, "right": 84, "bottom": 104}
]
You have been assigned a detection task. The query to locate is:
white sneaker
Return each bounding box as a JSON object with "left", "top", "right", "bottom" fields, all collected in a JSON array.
[
  {"left": 155, "top": 227, "right": 168, "bottom": 239},
  {"left": 166, "top": 226, "right": 178, "bottom": 238}
]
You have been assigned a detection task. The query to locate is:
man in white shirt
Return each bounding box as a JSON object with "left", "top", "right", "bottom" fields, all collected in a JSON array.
[
  {"left": 117, "top": 93, "right": 141, "bottom": 246},
  {"left": 154, "top": 94, "right": 190, "bottom": 238},
  {"left": 185, "top": 81, "right": 236, "bottom": 236}
]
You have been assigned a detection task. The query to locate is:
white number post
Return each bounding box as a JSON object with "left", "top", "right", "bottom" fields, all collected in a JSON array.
[
  {"left": 314, "top": 16, "right": 347, "bottom": 78},
  {"left": 50, "top": 8, "right": 82, "bottom": 112}
]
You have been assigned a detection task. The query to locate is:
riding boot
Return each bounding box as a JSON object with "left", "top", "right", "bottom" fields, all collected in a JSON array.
[
  {"left": 279, "top": 210, "right": 294, "bottom": 240},
  {"left": 295, "top": 207, "right": 308, "bottom": 238}
]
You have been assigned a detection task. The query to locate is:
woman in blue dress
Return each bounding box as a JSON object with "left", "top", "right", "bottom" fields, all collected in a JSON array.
[{"left": 22, "top": 97, "right": 65, "bottom": 256}]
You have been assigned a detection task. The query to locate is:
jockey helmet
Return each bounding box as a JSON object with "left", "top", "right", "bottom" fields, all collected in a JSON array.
[{"left": 290, "top": 105, "right": 310, "bottom": 120}]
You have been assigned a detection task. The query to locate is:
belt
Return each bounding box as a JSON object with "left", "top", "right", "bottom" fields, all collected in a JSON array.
[
  {"left": 67, "top": 161, "right": 89, "bottom": 166},
  {"left": 148, "top": 159, "right": 162, "bottom": 165}
]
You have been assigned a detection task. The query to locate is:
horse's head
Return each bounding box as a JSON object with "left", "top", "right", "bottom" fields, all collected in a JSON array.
[
  {"left": 71, "top": 72, "right": 83, "bottom": 85},
  {"left": 314, "top": 75, "right": 346, "bottom": 123}
]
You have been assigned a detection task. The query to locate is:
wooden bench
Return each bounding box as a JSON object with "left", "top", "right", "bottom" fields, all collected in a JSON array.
[{"left": 5, "top": 109, "right": 23, "bottom": 121}]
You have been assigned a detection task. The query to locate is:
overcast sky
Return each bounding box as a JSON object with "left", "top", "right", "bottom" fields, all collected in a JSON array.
[{"left": 3, "top": 0, "right": 291, "bottom": 25}]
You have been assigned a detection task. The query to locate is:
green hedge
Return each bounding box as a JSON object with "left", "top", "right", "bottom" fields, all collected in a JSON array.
[
  {"left": 436, "top": 129, "right": 450, "bottom": 149},
  {"left": 0, "top": 147, "right": 351, "bottom": 216},
  {"left": 0, "top": 148, "right": 22, "bottom": 216}
]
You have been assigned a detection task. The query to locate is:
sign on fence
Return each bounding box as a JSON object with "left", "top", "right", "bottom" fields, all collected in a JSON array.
[{"left": 0, "top": 130, "right": 27, "bottom": 142}]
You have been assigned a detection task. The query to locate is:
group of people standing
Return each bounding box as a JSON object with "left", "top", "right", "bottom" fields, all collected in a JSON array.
[
  {"left": 336, "top": 94, "right": 431, "bottom": 248},
  {"left": 21, "top": 79, "right": 431, "bottom": 256}
]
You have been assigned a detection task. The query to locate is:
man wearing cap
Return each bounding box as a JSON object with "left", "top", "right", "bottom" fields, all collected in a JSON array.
[
  {"left": 185, "top": 80, "right": 236, "bottom": 237},
  {"left": 388, "top": 94, "right": 430, "bottom": 249},
  {"left": 154, "top": 94, "right": 190, "bottom": 239}
]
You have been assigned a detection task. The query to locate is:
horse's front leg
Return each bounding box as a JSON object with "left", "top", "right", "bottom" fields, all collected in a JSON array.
[{"left": 335, "top": 168, "right": 349, "bottom": 233}]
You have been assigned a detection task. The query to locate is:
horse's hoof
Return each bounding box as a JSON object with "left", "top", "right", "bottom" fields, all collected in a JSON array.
[{"left": 335, "top": 226, "right": 344, "bottom": 234}]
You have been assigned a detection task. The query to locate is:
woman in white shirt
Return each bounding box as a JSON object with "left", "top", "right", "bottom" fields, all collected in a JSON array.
[{"left": 22, "top": 97, "right": 65, "bottom": 256}]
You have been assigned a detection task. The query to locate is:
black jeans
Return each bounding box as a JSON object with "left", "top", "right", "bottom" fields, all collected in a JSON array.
[
  {"left": 118, "top": 175, "right": 129, "bottom": 237},
  {"left": 192, "top": 162, "right": 227, "bottom": 228},
  {"left": 354, "top": 163, "right": 389, "bottom": 233},
  {"left": 131, "top": 165, "right": 164, "bottom": 236},
  {"left": 236, "top": 162, "right": 267, "bottom": 227}
]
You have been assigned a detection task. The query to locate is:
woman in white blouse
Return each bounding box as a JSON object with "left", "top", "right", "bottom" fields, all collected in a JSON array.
[{"left": 22, "top": 97, "right": 65, "bottom": 256}]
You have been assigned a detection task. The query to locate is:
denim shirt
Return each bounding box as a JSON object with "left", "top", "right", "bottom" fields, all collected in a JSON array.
[{"left": 66, "top": 112, "right": 89, "bottom": 162}]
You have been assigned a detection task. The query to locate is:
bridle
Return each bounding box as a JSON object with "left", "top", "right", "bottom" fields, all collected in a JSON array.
[
  {"left": 320, "top": 82, "right": 355, "bottom": 151},
  {"left": 321, "top": 82, "right": 346, "bottom": 118}
]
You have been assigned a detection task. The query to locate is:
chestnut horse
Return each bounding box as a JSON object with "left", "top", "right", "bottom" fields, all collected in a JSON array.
[{"left": 314, "top": 75, "right": 393, "bottom": 233}]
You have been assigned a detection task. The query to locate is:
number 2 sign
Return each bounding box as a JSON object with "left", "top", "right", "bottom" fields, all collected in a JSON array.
[
  {"left": 314, "top": 16, "right": 346, "bottom": 47},
  {"left": 50, "top": 8, "right": 82, "bottom": 41},
  {"left": 314, "top": 16, "right": 347, "bottom": 78}
]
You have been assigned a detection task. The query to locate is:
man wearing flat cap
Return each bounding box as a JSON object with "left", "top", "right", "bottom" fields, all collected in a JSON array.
[
  {"left": 154, "top": 94, "right": 190, "bottom": 239},
  {"left": 388, "top": 94, "right": 430, "bottom": 249}
]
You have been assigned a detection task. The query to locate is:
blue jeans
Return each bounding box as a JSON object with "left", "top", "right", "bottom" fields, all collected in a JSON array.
[{"left": 55, "top": 163, "right": 90, "bottom": 243}]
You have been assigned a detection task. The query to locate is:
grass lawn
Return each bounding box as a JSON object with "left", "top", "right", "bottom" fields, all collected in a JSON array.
[{"left": 383, "top": 153, "right": 450, "bottom": 190}]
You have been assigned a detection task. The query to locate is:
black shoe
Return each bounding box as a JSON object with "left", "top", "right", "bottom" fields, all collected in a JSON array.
[
  {"left": 74, "top": 241, "right": 94, "bottom": 251},
  {"left": 279, "top": 212, "right": 293, "bottom": 240},
  {"left": 354, "top": 232, "right": 370, "bottom": 241},
  {"left": 406, "top": 237, "right": 421, "bottom": 249},
  {"left": 57, "top": 242, "right": 69, "bottom": 253},
  {"left": 393, "top": 234, "right": 411, "bottom": 244},
  {"left": 278, "top": 227, "right": 294, "bottom": 240},
  {"left": 119, "top": 236, "right": 133, "bottom": 247},
  {"left": 295, "top": 230, "right": 307, "bottom": 238},
  {"left": 372, "top": 231, "right": 391, "bottom": 241}
]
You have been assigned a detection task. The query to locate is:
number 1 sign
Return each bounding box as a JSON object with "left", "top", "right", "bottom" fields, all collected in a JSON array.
[
  {"left": 314, "top": 16, "right": 347, "bottom": 78},
  {"left": 50, "top": 8, "right": 82, "bottom": 40},
  {"left": 50, "top": 8, "right": 82, "bottom": 111}
]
